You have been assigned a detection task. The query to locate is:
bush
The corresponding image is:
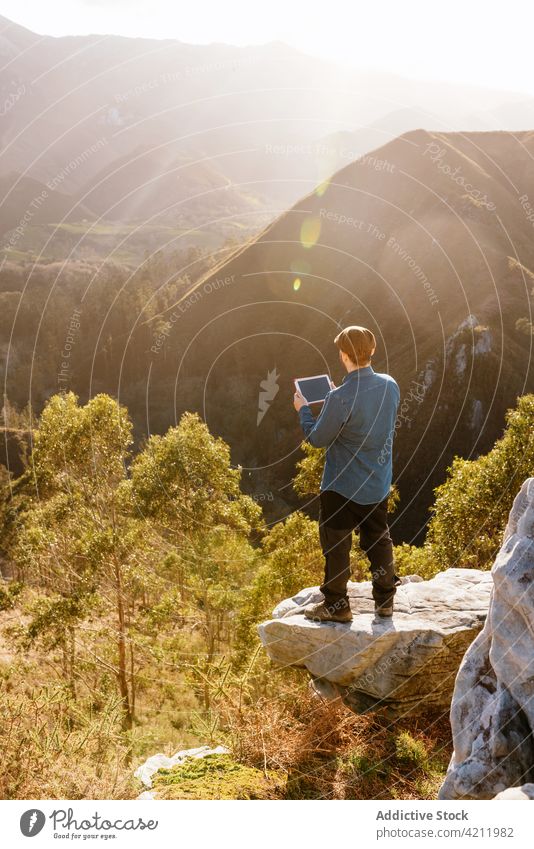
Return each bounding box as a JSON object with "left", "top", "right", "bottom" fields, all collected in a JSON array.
[
  {"left": 395, "top": 731, "right": 428, "bottom": 767},
  {"left": 393, "top": 544, "right": 439, "bottom": 581}
]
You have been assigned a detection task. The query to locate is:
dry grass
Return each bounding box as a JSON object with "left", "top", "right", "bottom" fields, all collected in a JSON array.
[
  {"left": 222, "top": 675, "right": 452, "bottom": 799},
  {"left": 0, "top": 669, "right": 136, "bottom": 799},
  {"left": 0, "top": 657, "right": 452, "bottom": 800}
]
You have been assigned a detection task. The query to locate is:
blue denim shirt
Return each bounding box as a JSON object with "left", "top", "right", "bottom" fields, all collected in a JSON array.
[{"left": 298, "top": 366, "right": 400, "bottom": 504}]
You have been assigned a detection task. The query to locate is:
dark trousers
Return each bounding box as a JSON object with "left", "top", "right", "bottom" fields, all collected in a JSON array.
[{"left": 318, "top": 489, "right": 400, "bottom": 609}]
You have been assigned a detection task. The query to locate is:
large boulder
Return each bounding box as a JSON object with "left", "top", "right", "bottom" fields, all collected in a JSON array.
[
  {"left": 258, "top": 568, "right": 492, "bottom": 718},
  {"left": 438, "top": 478, "right": 534, "bottom": 799}
]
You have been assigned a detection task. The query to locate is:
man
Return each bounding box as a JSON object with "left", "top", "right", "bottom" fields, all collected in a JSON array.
[{"left": 293, "top": 325, "right": 401, "bottom": 623}]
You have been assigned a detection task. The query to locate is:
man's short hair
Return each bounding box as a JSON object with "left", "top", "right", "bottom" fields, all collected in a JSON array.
[{"left": 334, "top": 325, "right": 376, "bottom": 365}]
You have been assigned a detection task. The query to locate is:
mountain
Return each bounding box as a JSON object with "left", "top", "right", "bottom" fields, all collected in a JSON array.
[
  {"left": 0, "top": 147, "right": 271, "bottom": 264},
  {"left": 3, "top": 14, "right": 534, "bottom": 539},
  {"left": 75, "top": 145, "right": 268, "bottom": 224},
  {"left": 0, "top": 13, "right": 532, "bottom": 217},
  {"left": 140, "top": 129, "right": 534, "bottom": 542},
  {"left": 0, "top": 173, "right": 93, "bottom": 237}
]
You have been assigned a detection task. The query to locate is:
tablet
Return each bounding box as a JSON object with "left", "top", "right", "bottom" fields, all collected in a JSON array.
[{"left": 294, "top": 374, "right": 332, "bottom": 404}]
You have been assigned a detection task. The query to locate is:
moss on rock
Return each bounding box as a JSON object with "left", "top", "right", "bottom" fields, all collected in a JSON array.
[{"left": 152, "top": 753, "right": 286, "bottom": 800}]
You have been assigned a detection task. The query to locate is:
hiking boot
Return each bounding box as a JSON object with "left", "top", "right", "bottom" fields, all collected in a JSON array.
[
  {"left": 374, "top": 602, "right": 393, "bottom": 618},
  {"left": 304, "top": 601, "right": 352, "bottom": 623}
]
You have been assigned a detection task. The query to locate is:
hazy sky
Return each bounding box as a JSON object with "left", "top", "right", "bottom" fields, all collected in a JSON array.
[{"left": 2, "top": 0, "right": 534, "bottom": 96}]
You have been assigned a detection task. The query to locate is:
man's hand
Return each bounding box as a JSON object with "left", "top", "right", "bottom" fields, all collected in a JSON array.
[{"left": 293, "top": 389, "right": 308, "bottom": 412}]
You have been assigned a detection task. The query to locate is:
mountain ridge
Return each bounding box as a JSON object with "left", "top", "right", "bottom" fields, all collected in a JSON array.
[{"left": 138, "top": 128, "right": 534, "bottom": 541}]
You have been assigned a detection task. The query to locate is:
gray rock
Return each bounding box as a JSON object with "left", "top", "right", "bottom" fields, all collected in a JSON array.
[
  {"left": 258, "top": 568, "right": 492, "bottom": 718},
  {"left": 438, "top": 478, "right": 534, "bottom": 800}
]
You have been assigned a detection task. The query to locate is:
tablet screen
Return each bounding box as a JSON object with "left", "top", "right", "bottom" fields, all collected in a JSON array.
[{"left": 295, "top": 374, "right": 331, "bottom": 404}]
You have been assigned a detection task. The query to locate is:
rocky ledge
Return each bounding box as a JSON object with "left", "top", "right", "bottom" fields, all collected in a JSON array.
[
  {"left": 438, "top": 478, "right": 534, "bottom": 799},
  {"left": 258, "top": 568, "right": 492, "bottom": 718}
]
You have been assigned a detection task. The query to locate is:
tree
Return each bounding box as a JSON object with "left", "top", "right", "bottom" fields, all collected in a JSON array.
[
  {"left": 426, "top": 394, "right": 534, "bottom": 569},
  {"left": 128, "top": 413, "right": 263, "bottom": 669},
  {"left": 129, "top": 412, "right": 261, "bottom": 536},
  {"left": 292, "top": 442, "right": 324, "bottom": 497},
  {"left": 14, "top": 392, "right": 143, "bottom": 728},
  {"left": 11, "top": 398, "right": 263, "bottom": 731},
  {"left": 234, "top": 511, "right": 323, "bottom": 658}
]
